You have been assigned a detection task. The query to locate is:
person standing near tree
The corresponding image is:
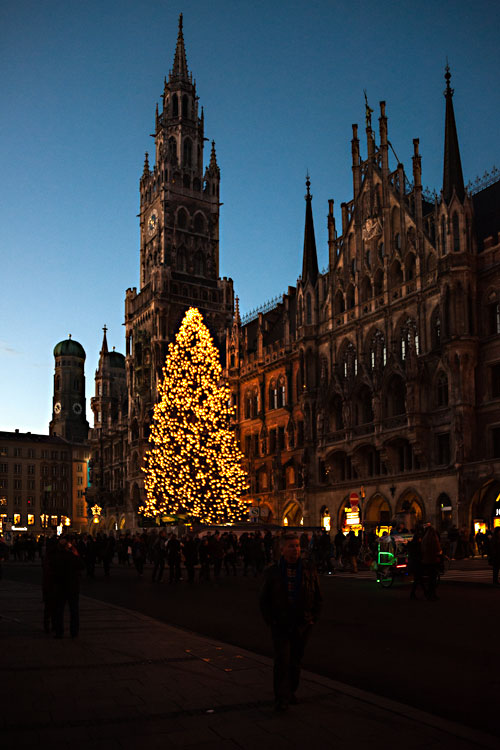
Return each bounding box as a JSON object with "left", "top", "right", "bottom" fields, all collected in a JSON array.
[{"left": 260, "top": 532, "right": 322, "bottom": 712}]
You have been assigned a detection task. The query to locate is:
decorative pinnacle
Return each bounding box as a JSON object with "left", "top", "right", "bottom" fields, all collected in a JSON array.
[
  {"left": 364, "top": 89, "right": 373, "bottom": 129},
  {"left": 305, "top": 172, "right": 312, "bottom": 199},
  {"left": 143, "top": 151, "right": 150, "bottom": 176},
  {"left": 234, "top": 296, "right": 241, "bottom": 327},
  {"left": 444, "top": 59, "right": 454, "bottom": 96}
]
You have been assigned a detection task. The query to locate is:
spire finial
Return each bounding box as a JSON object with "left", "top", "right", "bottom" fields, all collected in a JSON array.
[
  {"left": 364, "top": 89, "right": 373, "bottom": 129},
  {"left": 68, "top": 333, "right": 72, "bottom": 339},
  {"left": 444, "top": 59, "right": 453, "bottom": 96},
  {"left": 101, "top": 325, "right": 108, "bottom": 355},
  {"left": 442, "top": 61, "right": 464, "bottom": 203},
  {"left": 302, "top": 175, "right": 318, "bottom": 285},
  {"left": 171, "top": 13, "right": 189, "bottom": 81}
]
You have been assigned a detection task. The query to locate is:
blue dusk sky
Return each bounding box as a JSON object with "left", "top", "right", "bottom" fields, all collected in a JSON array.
[{"left": 1, "top": 0, "right": 499, "bottom": 434}]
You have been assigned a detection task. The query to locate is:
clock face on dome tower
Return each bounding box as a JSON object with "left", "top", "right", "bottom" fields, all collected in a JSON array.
[{"left": 72, "top": 402, "right": 82, "bottom": 415}]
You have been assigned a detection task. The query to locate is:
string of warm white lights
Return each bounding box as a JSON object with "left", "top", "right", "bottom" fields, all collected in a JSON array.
[{"left": 141, "top": 307, "right": 249, "bottom": 524}]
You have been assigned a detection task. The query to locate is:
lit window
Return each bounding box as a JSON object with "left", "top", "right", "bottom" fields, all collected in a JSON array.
[{"left": 28, "top": 514, "right": 34, "bottom": 525}]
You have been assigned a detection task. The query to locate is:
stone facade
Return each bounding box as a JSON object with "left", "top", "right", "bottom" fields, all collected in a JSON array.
[{"left": 89, "top": 20, "right": 500, "bottom": 534}]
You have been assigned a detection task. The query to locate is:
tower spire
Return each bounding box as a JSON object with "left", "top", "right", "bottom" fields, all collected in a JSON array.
[
  {"left": 101, "top": 325, "right": 108, "bottom": 355},
  {"left": 171, "top": 13, "right": 189, "bottom": 82},
  {"left": 301, "top": 174, "right": 319, "bottom": 285},
  {"left": 442, "top": 62, "right": 465, "bottom": 203}
]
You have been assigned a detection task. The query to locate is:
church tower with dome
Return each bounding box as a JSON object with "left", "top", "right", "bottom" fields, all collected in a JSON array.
[{"left": 49, "top": 335, "right": 89, "bottom": 443}]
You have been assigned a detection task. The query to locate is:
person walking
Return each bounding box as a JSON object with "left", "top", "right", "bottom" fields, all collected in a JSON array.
[
  {"left": 421, "top": 524, "right": 441, "bottom": 601},
  {"left": 166, "top": 533, "right": 182, "bottom": 583},
  {"left": 49, "top": 535, "right": 84, "bottom": 638},
  {"left": 260, "top": 532, "right": 322, "bottom": 712},
  {"left": 151, "top": 531, "right": 167, "bottom": 582}
]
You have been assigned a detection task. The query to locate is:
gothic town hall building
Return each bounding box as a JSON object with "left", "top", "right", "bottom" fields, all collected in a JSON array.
[{"left": 87, "top": 17, "right": 500, "bottom": 535}]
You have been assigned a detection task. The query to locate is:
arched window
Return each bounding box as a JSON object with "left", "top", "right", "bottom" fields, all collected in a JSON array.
[
  {"left": 277, "top": 377, "right": 286, "bottom": 408},
  {"left": 183, "top": 139, "right": 192, "bottom": 168},
  {"left": 269, "top": 381, "right": 278, "bottom": 410},
  {"left": 183, "top": 174, "right": 190, "bottom": 188},
  {"left": 378, "top": 242, "right": 385, "bottom": 261},
  {"left": 436, "top": 372, "right": 449, "bottom": 407},
  {"left": 182, "top": 95, "right": 188, "bottom": 118},
  {"left": 346, "top": 285, "right": 355, "bottom": 309},
  {"left": 194, "top": 213, "right": 205, "bottom": 233},
  {"left": 194, "top": 251, "right": 205, "bottom": 277},
  {"left": 334, "top": 290, "right": 345, "bottom": 315},
  {"left": 431, "top": 307, "right": 441, "bottom": 349},
  {"left": 374, "top": 268, "right": 384, "bottom": 296},
  {"left": 244, "top": 392, "right": 252, "bottom": 419},
  {"left": 390, "top": 259, "right": 403, "bottom": 287},
  {"left": 306, "top": 293, "right": 312, "bottom": 324},
  {"left": 452, "top": 212, "right": 460, "bottom": 252},
  {"left": 172, "top": 94, "right": 178, "bottom": 117},
  {"left": 405, "top": 253, "right": 416, "bottom": 281},
  {"left": 360, "top": 276, "right": 372, "bottom": 302},
  {"left": 386, "top": 376, "right": 406, "bottom": 417},
  {"left": 177, "top": 208, "right": 188, "bottom": 229},
  {"left": 370, "top": 330, "right": 386, "bottom": 369},
  {"left": 168, "top": 136, "right": 177, "bottom": 164},
  {"left": 441, "top": 215, "right": 447, "bottom": 255},
  {"left": 177, "top": 246, "right": 187, "bottom": 272}
]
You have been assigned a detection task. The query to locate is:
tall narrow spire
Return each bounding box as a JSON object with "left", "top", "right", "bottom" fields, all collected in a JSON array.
[
  {"left": 100, "top": 325, "right": 108, "bottom": 355},
  {"left": 171, "top": 13, "right": 189, "bottom": 82},
  {"left": 442, "top": 63, "right": 465, "bottom": 203},
  {"left": 301, "top": 175, "right": 319, "bottom": 285}
]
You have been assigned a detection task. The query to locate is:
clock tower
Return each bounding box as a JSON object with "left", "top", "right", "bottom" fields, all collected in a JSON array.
[
  {"left": 124, "top": 15, "right": 234, "bottom": 513},
  {"left": 49, "top": 336, "right": 89, "bottom": 443}
]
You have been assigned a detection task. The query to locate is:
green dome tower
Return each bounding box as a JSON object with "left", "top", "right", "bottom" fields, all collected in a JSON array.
[{"left": 49, "top": 334, "right": 89, "bottom": 443}]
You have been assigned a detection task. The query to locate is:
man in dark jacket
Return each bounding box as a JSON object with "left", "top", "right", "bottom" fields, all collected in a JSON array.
[
  {"left": 260, "top": 532, "right": 322, "bottom": 712},
  {"left": 49, "top": 535, "right": 84, "bottom": 638}
]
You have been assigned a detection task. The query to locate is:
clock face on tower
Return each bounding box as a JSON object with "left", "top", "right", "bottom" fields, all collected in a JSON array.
[
  {"left": 148, "top": 211, "right": 158, "bottom": 235},
  {"left": 54, "top": 402, "right": 61, "bottom": 414},
  {"left": 72, "top": 402, "right": 82, "bottom": 415}
]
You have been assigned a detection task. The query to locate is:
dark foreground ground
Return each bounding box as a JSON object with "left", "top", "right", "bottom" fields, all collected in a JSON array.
[{"left": 4, "top": 560, "right": 499, "bottom": 737}]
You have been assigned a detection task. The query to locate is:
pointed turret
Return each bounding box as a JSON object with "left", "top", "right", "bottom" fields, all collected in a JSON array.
[
  {"left": 442, "top": 63, "right": 465, "bottom": 203},
  {"left": 100, "top": 325, "right": 108, "bottom": 356},
  {"left": 207, "top": 140, "right": 220, "bottom": 176},
  {"left": 143, "top": 152, "right": 150, "bottom": 177},
  {"left": 171, "top": 13, "right": 189, "bottom": 82},
  {"left": 301, "top": 175, "right": 319, "bottom": 285}
]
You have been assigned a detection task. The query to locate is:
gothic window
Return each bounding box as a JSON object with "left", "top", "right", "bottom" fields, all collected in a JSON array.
[
  {"left": 431, "top": 307, "right": 441, "bottom": 349},
  {"left": 194, "top": 213, "right": 205, "bottom": 233},
  {"left": 172, "top": 94, "right": 178, "bottom": 117},
  {"left": 277, "top": 377, "right": 286, "bottom": 408},
  {"left": 346, "top": 284, "right": 355, "bottom": 309},
  {"left": 405, "top": 253, "right": 416, "bottom": 281},
  {"left": 355, "top": 385, "right": 374, "bottom": 425},
  {"left": 365, "top": 249, "right": 371, "bottom": 269},
  {"left": 389, "top": 259, "right": 403, "bottom": 288},
  {"left": 378, "top": 242, "right": 384, "bottom": 261},
  {"left": 194, "top": 251, "right": 205, "bottom": 277},
  {"left": 269, "top": 381, "right": 278, "bottom": 410},
  {"left": 183, "top": 139, "right": 192, "bottom": 168},
  {"left": 334, "top": 290, "right": 345, "bottom": 315},
  {"left": 131, "top": 420, "right": 139, "bottom": 442},
  {"left": 177, "top": 246, "right": 187, "bottom": 272},
  {"left": 183, "top": 174, "right": 190, "bottom": 188},
  {"left": 306, "top": 293, "right": 312, "bottom": 324},
  {"left": 395, "top": 232, "right": 401, "bottom": 251},
  {"left": 244, "top": 392, "right": 252, "bottom": 419},
  {"left": 193, "top": 177, "right": 201, "bottom": 192},
  {"left": 452, "top": 212, "right": 460, "bottom": 252},
  {"left": 251, "top": 390, "right": 258, "bottom": 415},
  {"left": 441, "top": 215, "right": 447, "bottom": 254},
  {"left": 370, "top": 330, "right": 386, "bottom": 370},
  {"left": 374, "top": 268, "right": 384, "bottom": 296},
  {"left": 488, "top": 301, "right": 500, "bottom": 335},
  {"left": 360, "top": 276, "right": 372, "bottom": 302},
  {"left": 436, "top": 372, "right": 449, "bottom": 407},
  {"left": 386, "top": 375, "right": 406, "bottom": 417},
  {"left": 177, "top": 208, "right": 188, "bottom": 229},
  {"left": 182, "top": 95, "right": 188, "bottom": 118}
]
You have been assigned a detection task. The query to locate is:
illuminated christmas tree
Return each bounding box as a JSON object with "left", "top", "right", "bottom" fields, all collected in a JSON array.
[{"left": 141, "top": 307, "right": 249, "bottom": 524}]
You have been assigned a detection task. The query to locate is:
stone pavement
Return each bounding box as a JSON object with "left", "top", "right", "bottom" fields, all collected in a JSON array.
[{"left": 0, "top": 580, "right": 496, "bottom": 750}]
